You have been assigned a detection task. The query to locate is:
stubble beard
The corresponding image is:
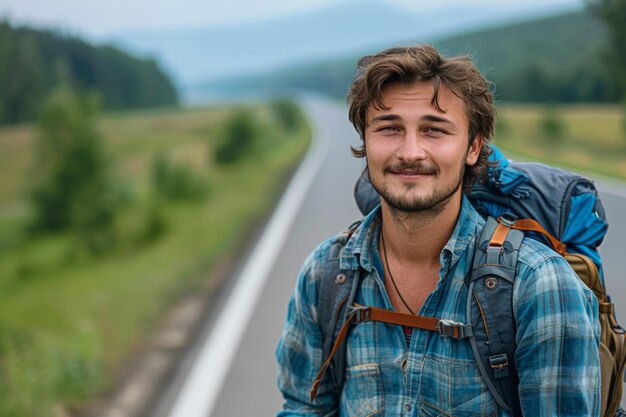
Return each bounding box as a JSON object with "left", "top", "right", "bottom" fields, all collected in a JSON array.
[{"left": 369, "top": 161, "right": 465, "bottom": 217}]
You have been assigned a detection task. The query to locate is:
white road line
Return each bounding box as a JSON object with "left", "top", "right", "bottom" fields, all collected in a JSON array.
[{"left": 166, "top": 107, "right": 329, "bottom": 417}]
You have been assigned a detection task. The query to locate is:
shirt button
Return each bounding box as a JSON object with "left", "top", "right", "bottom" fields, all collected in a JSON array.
[{"left": 405, "top": 403, "right": 412, "bottom": 412}]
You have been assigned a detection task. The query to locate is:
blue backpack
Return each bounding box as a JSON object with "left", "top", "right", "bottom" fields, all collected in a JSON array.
[{"left": 312, "top": 146, "right": 625, "bottom": 417}]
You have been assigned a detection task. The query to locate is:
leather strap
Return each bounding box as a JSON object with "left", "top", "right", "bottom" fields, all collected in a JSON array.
[
  {"left": 311, "top": 309, "right": 357, "bottom": 401},
  {"left": 360, "top": 305, "right": 440, "bottom": 330},
  {"left": 310, "top": 305, "right": 472, "bottom": 400},
  {"left": 490, "top": 222, "right": 511, "bottom": 247},
  {"left": 508, "top": 218, "right": 567, "bottom": 255}
]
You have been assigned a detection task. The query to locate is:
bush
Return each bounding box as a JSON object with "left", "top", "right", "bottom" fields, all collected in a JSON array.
[
  {"left": 538, "top": 107, "right": 566, "bottom": 149},
  {"left": 29, "top": 88, "right": 119, "bottom": 253},
  {"left": 622, "top": 99, "right": 626, "bottom": 140},
  {"left": 214, "top": 110, "right": 258, "bottom": 164},
  {"left": 495, "top": 113, "right": 510, "bottom": 137},
  {"left": 152, "top": 153, "right": 207, "bottom": 201},
  {"left": 271, "top": 99, "right": 301, "bottom": 131}
]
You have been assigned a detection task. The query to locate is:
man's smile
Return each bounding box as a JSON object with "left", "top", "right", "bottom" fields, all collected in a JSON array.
[{"left": 385, "top": 162, "right": 437, "bottom": 178}]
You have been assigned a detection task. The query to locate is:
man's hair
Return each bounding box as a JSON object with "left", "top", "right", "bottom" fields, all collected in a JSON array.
[{"left": 347, "top": 45, "right": 495, "bottom": 188}]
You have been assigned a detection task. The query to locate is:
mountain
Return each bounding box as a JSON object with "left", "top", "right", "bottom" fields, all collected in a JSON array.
[
  {"left": 109, "top": 0, "right": 583, "bottom": 88},
  {"left": 200, "top": 9, "right": 618, "bottom": 104}
]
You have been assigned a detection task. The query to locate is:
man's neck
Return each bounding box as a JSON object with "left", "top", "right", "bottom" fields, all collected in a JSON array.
[{"left": 380, "top": 192, "right": 462, "bottom": 267}]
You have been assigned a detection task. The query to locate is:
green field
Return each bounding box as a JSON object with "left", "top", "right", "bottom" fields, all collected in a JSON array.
[
  {"left": 495, "top": 103, "right": 626, "bottom": 179},
  {"left": 0, "top": 103, "right": 310, "bottom": 416}
]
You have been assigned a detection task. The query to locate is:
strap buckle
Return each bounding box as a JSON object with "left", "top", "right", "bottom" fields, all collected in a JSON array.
[
  {"left": 436, "top": 319, "right": 473, "bottom": 339},
  {"left": 498, "top": 213, "right": 518, "bottom": 227},
  {"left": 348, "top": 304, "right": 371, "bottom": 323},
  {"left": 489, "top": 353, "right": 510, "bottom": 379},
  {"left": 489, "top": 353, "right": 509, "bottom": 369}
]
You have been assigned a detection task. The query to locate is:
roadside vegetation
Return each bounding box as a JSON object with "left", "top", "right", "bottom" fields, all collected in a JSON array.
[
  {"left": 494, "top": 103, "right": 626, "bottom": 179},
  {"left": 0, "top": 95, "right": 309, "bottom": 417}
]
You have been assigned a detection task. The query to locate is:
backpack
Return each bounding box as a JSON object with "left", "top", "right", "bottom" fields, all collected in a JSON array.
[{"left": 311, "top": 146, "right": 626, "bottom": 417}]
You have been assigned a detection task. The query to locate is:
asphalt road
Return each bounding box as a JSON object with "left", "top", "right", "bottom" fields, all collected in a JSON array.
[
  {"left": 208, "top": 96, "right": 363, "bottom": 416},
  {"left": 159, "top": 96, "right": 626, "bottom": 417}
]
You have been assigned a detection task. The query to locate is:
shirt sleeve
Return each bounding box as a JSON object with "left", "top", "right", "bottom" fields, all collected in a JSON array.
[
  {"left": 514, "top": 251, "right": 601, "bottom": 417},
  {"left": 275, "top": 245, "right": 340, "bottom": 416}
]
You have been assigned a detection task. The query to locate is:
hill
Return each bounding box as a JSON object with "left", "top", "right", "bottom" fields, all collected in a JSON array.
[
  {"left": 111, "top": 0, "right": 582, "bottom": 88},
  {"left": 201, "top": 10, "right": 618, "bottom": 103},
  {"left": 0, "top": 21, "right": 178, "bottom": 124}
]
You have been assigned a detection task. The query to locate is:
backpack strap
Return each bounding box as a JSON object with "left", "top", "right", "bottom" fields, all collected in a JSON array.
[
  {"left": 313, "top": 221, "right": 361, "bottom": 400},
  {"left": 312, "top": 215, "right": 526, "bottom": 415},
  {"left": 311, "top": 303, "right": 474, "bottom": 400},
  {"left": 467, "top": 215, "right": 524, "bottom": 416}
]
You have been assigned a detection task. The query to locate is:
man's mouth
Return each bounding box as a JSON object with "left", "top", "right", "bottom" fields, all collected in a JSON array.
[
  {"left": 386, "top": 163, "right": 436, "bottom": 177},
  {"left": 391, "top": 170, "right": 433, "bottom": 176}
]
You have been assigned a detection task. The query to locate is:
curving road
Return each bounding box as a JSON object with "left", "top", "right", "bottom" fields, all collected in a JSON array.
[{"left": 156, "top": 96, "right": 626, "bottom": 417}]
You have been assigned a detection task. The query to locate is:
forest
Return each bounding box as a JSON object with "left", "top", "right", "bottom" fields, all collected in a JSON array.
[{"left": 0, "top": 21, "right": 178, "bottom": 125}]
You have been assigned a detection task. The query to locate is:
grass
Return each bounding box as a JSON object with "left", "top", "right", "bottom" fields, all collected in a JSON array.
[
  {"left": 0, "top": 102, "right": 310, "bottom": 416},
  {"left": 494, "top": 103, "right": 626, "bottom": 178}
]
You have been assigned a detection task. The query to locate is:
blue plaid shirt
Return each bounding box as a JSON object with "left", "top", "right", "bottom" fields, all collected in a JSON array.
[{"left": 276, "top": 197, "right": 600, "bottom": 416}]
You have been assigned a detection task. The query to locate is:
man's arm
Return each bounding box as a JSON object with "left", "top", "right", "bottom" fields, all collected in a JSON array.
[
  {"left": 275, "top": 244, "right": 339, "bottom": 416},
  {"left": 514, "top": 251, "right": 601, "bottom": 416}
]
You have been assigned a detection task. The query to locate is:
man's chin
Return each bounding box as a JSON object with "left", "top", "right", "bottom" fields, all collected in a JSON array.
[{"left": 381, "top": 194, "right": 438, "bottom": 213}]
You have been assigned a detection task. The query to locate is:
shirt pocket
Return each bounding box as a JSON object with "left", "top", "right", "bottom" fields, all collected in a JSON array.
[
  {"left": 342, "top": 363, "right": 384, "bottom": 417},
  {"left": 418, "top": 355, "right": 498, "bottom": 417}
]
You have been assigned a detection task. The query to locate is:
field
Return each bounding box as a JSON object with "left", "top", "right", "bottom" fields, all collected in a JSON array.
[
  {"left": 0, "top": 103, "right": 310, "bottom": 416},
  {"left": 495, "top": 103, "right": 626, "bottom": 179}
]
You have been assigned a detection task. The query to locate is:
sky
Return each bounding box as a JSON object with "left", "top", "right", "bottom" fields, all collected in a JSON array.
[{"left": 0, "top": 0, "right": 584, "bottom": 39}]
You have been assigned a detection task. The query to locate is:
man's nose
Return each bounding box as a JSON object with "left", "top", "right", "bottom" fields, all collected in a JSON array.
[{"left": 396, "top": 132, "right": 427, "bottom": 161}]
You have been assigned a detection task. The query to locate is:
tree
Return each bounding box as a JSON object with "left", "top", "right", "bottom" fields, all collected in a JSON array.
[
  {"left": 538, "top": 107, "right": 566, "bottom": 151},
  {"left": 588, "top": 0, "right": 626, "bottom": 97},
  {"left": 30, "top": 88, "right": 118, "bottom": 252},
  {"left": 214, "top": 110, "right": 259, "bottom": 165}
]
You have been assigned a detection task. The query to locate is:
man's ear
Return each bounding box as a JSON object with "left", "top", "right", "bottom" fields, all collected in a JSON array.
[{"left": 466, "top": 135, "right": 483, "bottom": 166}]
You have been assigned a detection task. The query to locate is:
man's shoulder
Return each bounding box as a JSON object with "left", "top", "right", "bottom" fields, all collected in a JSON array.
[
  {"left": 516, "top": 235, "right": 566, "bottom": 270},
  {"left": 513, "top": 234, "right": 593, "bottom": 302},
  {"left": 301, "top": 234, "right": 340, "bottom": 274}
]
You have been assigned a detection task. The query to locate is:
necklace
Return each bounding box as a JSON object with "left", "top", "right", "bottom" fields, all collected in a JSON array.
[{"left": 380, "top": 228, "right": 417, "bottom": 315}]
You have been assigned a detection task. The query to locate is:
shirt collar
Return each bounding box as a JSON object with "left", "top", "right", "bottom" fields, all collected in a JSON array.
[
  {"left": 340, "top": 196, "right": 484, "bottom": 273},
  {"left": 441, "top": 195, "right": 484, "bottom": 272}
]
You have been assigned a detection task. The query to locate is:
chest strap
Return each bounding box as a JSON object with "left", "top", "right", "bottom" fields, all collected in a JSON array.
[{"left": 310, "top": 304, "right": 472, "bottom": 401}]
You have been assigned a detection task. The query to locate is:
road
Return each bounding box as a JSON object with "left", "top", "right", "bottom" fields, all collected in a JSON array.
[
  {"left": 207, "top": 97, "right": 363, "bottom": 416},
  {"left": 157, "top": 96, "right": 626, "bottom": 417}
]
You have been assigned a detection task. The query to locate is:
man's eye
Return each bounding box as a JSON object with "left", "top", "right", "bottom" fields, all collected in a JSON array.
[
  {"left": 377, "top": 126, "right": 399, "bottom": 132},
  {"left": 424, "top": 127, "right": 446, "bottom": 135}
]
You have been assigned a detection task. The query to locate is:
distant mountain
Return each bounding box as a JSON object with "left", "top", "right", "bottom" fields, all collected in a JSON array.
[
  {"left": 201, "top": 9, "right": 618, "bottom": 104},
  {"left": 109, "top": 0, "right": 582, "bottom": 88}
]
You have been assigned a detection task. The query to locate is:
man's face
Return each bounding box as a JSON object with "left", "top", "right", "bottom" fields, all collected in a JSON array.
[{"left": 364, "top": 81, "right": 482, "bottom": 213}]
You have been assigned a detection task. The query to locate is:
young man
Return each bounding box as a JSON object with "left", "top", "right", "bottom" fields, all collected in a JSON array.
[{"left": 276, "top": 45, "right": 600, "bottom": 416}]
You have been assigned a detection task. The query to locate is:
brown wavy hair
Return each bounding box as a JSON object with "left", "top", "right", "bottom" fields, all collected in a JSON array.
[{"left": 347, "top": 45, "right": 495, "bottom": 188}]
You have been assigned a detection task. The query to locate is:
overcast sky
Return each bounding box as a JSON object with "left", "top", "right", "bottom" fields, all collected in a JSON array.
[{"left": 0, "top": 0, "right": 584, "bottom": 39}]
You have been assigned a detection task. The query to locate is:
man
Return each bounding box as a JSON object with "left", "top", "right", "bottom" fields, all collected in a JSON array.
[{"left": 276, "top": 45, "right": 600, "bottom": 416}]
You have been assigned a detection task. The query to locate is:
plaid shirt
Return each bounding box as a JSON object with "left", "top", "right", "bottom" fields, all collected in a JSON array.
[{"left": 276, "top": 197, "right": 600, "bottom": 416}]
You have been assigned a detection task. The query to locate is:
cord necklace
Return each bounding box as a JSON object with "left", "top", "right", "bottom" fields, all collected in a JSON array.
[{"left": 380, "top": 228, "right": 417, "bottom": 315}]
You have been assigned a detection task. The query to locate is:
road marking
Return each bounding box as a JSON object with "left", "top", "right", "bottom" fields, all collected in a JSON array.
[{"left": 166, "top": 103, "right": 329, "bottom": 417}]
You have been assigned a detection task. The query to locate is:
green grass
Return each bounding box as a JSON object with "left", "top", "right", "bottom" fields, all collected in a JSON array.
[
  {"left": 0, "top": 102, "right": 310, "bottom": 416},
  {"left": 494, "top": 103, "right": 626, "bottom": 179}
]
